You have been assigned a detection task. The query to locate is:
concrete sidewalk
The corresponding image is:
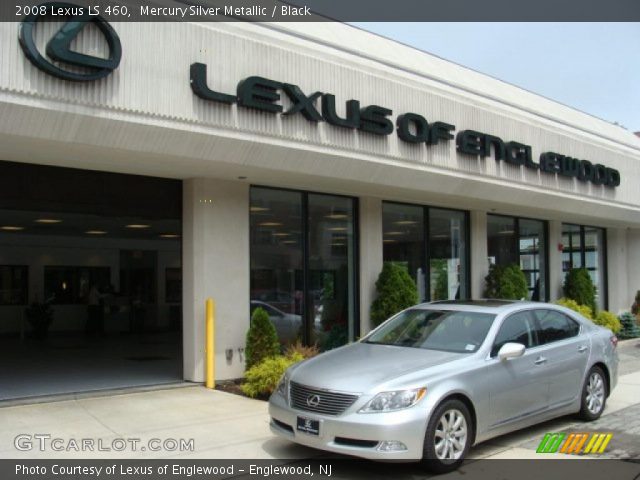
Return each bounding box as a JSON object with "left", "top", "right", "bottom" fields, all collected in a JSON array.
[{"left": 1, "top": 369, "right": 639, "bottom": 460}]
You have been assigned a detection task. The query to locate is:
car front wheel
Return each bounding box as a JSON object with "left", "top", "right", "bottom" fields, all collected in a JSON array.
[
  {"left": 579, "top": 366, "right": 607, "bottom": 421},
  {"left": 421, "top": 399, "right": 472, "bottom": 473}
]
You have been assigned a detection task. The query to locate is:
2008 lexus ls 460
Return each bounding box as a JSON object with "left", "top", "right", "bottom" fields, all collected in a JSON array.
[{"left": 269, "top": 300, "right": 618, "bottom": 473}]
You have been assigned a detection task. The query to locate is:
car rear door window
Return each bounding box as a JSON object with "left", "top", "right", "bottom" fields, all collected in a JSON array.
[
  {"left": 491, "top": 311, "right": 538, "bottom": 357},
  {"left": 533, "top": 309, "right": 580, "bottom": 344}
]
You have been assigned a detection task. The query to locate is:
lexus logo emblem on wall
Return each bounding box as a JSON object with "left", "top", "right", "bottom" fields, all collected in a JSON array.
[
  {"left": 18, "top": 2, "right": 122, "bottom": 82},
  {"left": 306, "top": 394, "right": 321, "bottom": 407}
]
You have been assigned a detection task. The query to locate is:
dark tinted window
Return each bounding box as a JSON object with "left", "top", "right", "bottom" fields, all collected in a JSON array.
[
  {"left": 492, "top": 311, "right": 538, "bottom": 357},
  {"left": 533, "top": 309, "right": 580, "bottom": 344}
]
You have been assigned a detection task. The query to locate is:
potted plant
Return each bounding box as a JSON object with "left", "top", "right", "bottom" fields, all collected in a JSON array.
[{"left": 25, "top": 301, "right": 54, "bottom": 340}]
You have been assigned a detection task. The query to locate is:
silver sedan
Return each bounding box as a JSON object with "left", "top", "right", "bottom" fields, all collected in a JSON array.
[{"left": 268, "top": 300, "right": 619, "bottom": 473}]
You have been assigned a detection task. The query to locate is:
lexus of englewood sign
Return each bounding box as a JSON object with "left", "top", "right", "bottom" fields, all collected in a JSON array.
[
  {"left": 191, "top": 64, "right": 621, "bottom": 188},
  {"left": 16, "top": 4, "right": 621, "bottom": 188}
]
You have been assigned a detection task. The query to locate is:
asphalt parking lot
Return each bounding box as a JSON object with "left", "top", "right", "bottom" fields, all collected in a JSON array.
[{"left": 1, "top": 339, "right": 639, "bottom": 467}]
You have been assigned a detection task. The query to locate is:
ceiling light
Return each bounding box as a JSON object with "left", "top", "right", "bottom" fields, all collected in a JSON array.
[
  {"left": 385, "top": 231, "right": 405, "bottom": 236},
  {"left": 35, "top": 218, "right": 62, "bottom": 224},
  {"left": 160, "top": 234, "right": 180, "bottom": 238},
  {"left": 394, "top": 220, "right": 417, "bottom": 225},
  {"left": 383, "top": 239, "right": 397, "bottom": 243},
  {"left": 282, "top": 240, "right": 297, "bottom": 244},
  {"left": 498, "top": 230, "right": 515, "bottom": 235},
  {"left": 431, "top": 234, "right": 449, "bottom": 239},
  {"left": 1, "top": 226, "right": 24, "bottom": 231},
  {"left": 273, "top": 232, "right": 291, "bottom": 237},
  {"left": 258, "top": 222, "right": 283, "bottom": 227},
  {"left": 250, "top": 206, "right": 269, "bottom": 213},
  {"left": 325, "top": 213, "right": 349, "bottom": 219},
  {"left": 331, "top": 242, "right": 346, "bottom": 246},
  {"left": 86, "top": 230, "right": 107, "bottom": 235},
  {"left": 125, "top": 224, "right": 150, "bottom": 229},
  {"left": 328, "top": 227, "right": 347, "bottom": 231}
]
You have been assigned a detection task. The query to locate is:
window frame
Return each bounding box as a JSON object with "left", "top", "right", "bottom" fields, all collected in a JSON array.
[
  {"left": 531, "top": 308, "right": 582, "bottom": 346},
  {"left": 490, "top": 309, "right": 540, "bottom": 358},
  {"left": 382, "top": 200, "right": 471, "bottom": 302}
]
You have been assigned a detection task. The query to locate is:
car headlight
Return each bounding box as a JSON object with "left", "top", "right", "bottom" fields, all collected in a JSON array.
[
  {"left": 275, "top": 373, "right": 289, "bottom": 399},
  {"left": 358, "top": 388, "right": 426, "bottom": 413}
]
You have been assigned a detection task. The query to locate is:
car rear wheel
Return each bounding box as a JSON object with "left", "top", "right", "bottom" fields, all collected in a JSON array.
[
  {"left": 421, "top": 399, "right": 472, "bottom": 473},
  {"left": 579, "top": 366, "right": 607, "bottom": 421}
]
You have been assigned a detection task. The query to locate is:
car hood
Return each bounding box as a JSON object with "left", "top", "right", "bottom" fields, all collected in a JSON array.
[{"left": 289, "top": 342, "right": 466, "bottom": 393}]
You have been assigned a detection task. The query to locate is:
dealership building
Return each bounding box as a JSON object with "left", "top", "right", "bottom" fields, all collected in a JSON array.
[{"left": 1, "top": 17, "right": 639, "bottom": 399}]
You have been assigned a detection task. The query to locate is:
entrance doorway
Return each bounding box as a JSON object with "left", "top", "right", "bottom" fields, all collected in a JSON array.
[{"left": 0, "top": 161, "right": 182, "bottom": 400}]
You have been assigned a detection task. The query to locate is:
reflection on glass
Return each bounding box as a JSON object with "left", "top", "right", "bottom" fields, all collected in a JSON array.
[
  {"left": 487, "top": 215, "right": 517, "bottom": 266},
  {"left": 307, "top": 194, "right": 356, "bottom": 351},
  {"left": 519, "top": 219, "right": 546, "bottom": 301},
  {"left": 249, "top": 188, "right": 357, "bottom": 351},
  {"left": 382, "top": 203, "right": 425, "bottom": 300},
  {"left": 429, "top": 209, "right": 467, "bottom": 301},
  {"left": 250, "top": 188, "right": 303, "bottom": 345},
  {"left": 561, "top": 224, "right": 606, "bottom": 310}
]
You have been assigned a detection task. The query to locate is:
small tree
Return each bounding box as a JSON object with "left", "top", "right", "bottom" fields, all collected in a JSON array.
[
  {"left": 245, "top": 307, "right": 280, "bottom": 371},
  {"left": 563, "top": 268, "right": 597, "bottom": 315},
  {"left": 484, "top": 264, "right": 528, "bottom": 300},
  {"left": 370, "top": 263, "right": 418, "bottom": 327}
]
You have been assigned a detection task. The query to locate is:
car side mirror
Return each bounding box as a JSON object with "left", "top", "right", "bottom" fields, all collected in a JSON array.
[{"left": 497, "top": 342, "right": 525, "bottom": 360}]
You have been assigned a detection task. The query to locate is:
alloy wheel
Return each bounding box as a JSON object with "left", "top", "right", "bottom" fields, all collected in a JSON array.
[
  {"left": 434, "top": 408, "right": 468, "bottom": 460},
  {"left": 586, "top": 371, "right": 605, "bottom": 415}
]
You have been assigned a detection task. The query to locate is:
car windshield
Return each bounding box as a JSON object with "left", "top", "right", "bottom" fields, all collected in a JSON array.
[{"left": 363, "top": 309, "right": 496, "bottom": 353}]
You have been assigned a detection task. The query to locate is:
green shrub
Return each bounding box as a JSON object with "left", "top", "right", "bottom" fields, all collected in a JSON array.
[
  {"left": 563, "top": 268, "right": 597, "bottom": 315},
  {"left": 593, "top": 310, "right": 622, "bottom": 334},
  {"left": 556, "top": 297, "right": 593, "bottom": 320},
  {"left": 370, "top": 263, "right": 418, "bottom": 327},
  {"left": 245, "top": 307, "right": 280, "bottom": 371},
  {"left": 241, "top": 352, "right": 304, "bottom": 398},
  {"left": 618, "top": 312, "right": 640, "bottom": 339},
  {"left": 484, "top": 264, "right": 528, "bottom": 300}
]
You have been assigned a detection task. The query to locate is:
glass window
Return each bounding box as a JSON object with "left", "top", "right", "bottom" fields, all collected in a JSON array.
[
  {"left": 562, "top": 224, "right": 607, "bottom": 310},
  {"left": 250, "top": 187, "right": 357, "bottom": 351},
  {"left": 382, "top": 203, "right": 425, "bottom": 300},
  {"left": 533, "top": 309, "right": 580, "bottom": 344},
  {"left": 44, "top": 266, "right": 110, "bottom": 304},
  {"left": 307, "top": 194, "right": 356, "bottom": 351},
  {"left": 429, "top": 208, "right": 468, "bottom": 301},
  {"left": 0, "top": 265, "right": 28, "bottom": 305},
  {"left": 382, "top": 202, "right": 469, "bottom": 302},
  {"left": 364, "top": 308, "right": 495, "bottom": 353},
  {"left": 491, "top": 311, "right": 538, "bottom": 357},
  {"left": 487, "top": 215, "right": 517, "bottom": 266},
  {"left": 488, "top": 215, "right": 548, "bottom": 301}
]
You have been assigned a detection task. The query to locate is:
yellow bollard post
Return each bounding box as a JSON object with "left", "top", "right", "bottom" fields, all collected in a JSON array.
[{"left": 205, "top": 298, "right": 215, "bottom": 389}]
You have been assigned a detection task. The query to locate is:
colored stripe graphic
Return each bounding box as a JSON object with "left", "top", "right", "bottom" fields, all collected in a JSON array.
[
  {"left": 536, "top": 433, "right": 566, "bottom": 453},
  {"left": 537, "top": 432, "right": 613, "bottom": 455}
]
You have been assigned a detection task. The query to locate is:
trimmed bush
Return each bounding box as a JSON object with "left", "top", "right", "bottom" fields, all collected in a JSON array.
[
  {"left": 563, "top": 268, "right": 597, "bottom": 315},
  {"left": 484, "top": 264, "right": 528, "bottom": 300},
  {"left": 556, "top": 297, "right": 594, "bottom": 320},
  {"left": 618, "top": 312, "right": 640, "bottom": 339},
  {"left": 370, "top": 262, "right": 418, "bottom": 327},
  {"left": 241, "top": 352, "right": 304, "bottom": 398},
  {"left": 245, "top": 307, "right": 280, "bottom": 371},
  {"left": 593, "top": 310, "right": 622, "bottom": 334}
]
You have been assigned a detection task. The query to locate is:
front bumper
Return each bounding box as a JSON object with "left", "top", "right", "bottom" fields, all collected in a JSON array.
[{"left": 268, "top": 392, "right": 427, "bottom": 460}]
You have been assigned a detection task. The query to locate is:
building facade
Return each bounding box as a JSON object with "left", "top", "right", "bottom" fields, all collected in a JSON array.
[{"left": 1, "top": 18, "right": 639, "bottom": 390}]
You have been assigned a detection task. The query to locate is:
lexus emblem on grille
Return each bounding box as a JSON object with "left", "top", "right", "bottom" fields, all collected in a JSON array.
[{"left": 306, "top": 394, "right": 321, "bottom": 407}]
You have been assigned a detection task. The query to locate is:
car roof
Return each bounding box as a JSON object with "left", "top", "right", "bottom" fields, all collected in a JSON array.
[{"left": 416, "top": 299, "right": 542, "bottom": 314}]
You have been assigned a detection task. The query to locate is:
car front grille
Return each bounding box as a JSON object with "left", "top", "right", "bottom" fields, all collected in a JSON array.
[{"left": 289, "top": 381, "right": 359, "bottom": 416}]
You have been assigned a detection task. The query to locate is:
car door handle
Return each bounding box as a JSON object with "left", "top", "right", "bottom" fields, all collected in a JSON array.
[
  {"left": 534, "top": 356, "right": 547, "bottom": 365},
  {"left": 578, "top": 345, "right": 588, "bottom": 353}
]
